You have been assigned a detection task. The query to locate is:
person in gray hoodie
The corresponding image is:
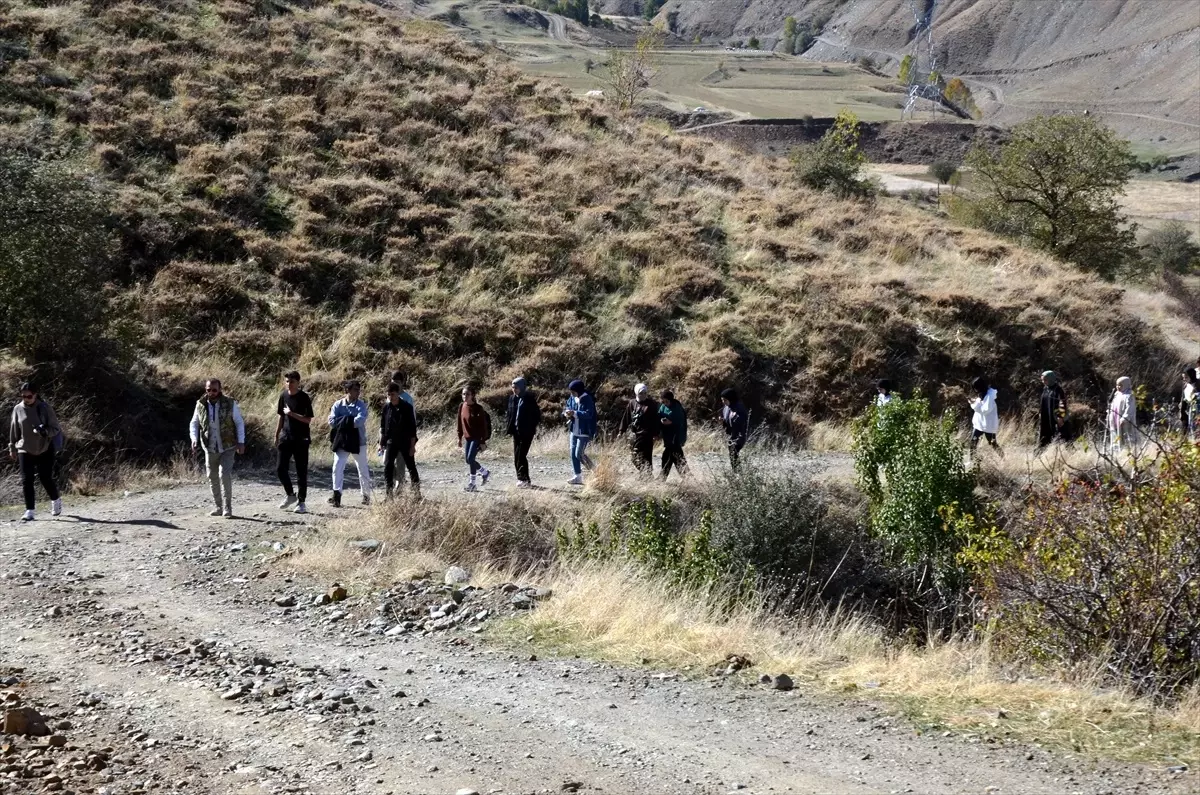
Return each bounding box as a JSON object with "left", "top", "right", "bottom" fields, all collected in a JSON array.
[{"left": 8, "top": 382, "right": 62, "bottom": 521}]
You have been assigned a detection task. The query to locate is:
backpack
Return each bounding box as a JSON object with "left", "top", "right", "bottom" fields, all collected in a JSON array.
[{"left": 35, "top": 400, "right": 65, "bottom": 453}]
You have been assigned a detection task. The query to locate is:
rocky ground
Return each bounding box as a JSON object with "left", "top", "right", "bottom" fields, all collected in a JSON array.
[{"left": 0, "top": 463, "right": 1194, "bottom": 795}]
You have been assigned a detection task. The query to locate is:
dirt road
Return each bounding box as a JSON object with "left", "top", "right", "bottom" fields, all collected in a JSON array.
[{"left": 0, "top": 470, "right": 1187, "bottom": 795}]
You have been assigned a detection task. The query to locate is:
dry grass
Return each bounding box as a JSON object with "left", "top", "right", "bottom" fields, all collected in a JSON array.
[
  {"left": 514, "top": 560, "right": 1200, "bottom": 767},
  {"left": 2, "top": 0, "right": 1196, "bottom": 448}
]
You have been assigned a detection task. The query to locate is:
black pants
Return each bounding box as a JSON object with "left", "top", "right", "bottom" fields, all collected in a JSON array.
[
  {"left": 513, "top": 433, "right": 534, "bottom": 483},
  {"left": 384, "top": 441, "right": 420, "bottom": 490},
  {"left": 661, "top": 441, "right": 687, "bottom": 479},
  {"left": 970, "top": 429, "right": 998, "bottom": 450},
  {"left": 277, "top": 439, "right": 309, "bottom": 503},
  {"left": 630, "top": 437, "right": 655, "bottom": 474},
  {"left": 728, "top": 437, "right": 745, "bottom": 471},
  {"left": 19, "top": 451, "right": 59, "bottom": 511}
]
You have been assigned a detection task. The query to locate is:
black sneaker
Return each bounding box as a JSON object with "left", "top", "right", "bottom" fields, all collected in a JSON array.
[{"left": 329, "top": 490, "right": 342, "bottom": 508}]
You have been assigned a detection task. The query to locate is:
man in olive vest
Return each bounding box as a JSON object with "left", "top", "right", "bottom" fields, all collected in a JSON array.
[{"left": 189, "top": 379, "right": 246, "bottom": 517}]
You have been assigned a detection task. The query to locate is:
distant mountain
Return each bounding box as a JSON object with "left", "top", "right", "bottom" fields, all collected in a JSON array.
[{"left": 648, "top": 0, "right": 1200, "bottom": 150}]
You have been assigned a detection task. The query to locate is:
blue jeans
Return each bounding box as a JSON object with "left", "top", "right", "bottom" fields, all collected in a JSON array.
[
  {"left": 464, "top": 439, "right": 482, "bottom": 475},
  {"left": 570, "top": 434, "right": 592, "bottom": 476}
]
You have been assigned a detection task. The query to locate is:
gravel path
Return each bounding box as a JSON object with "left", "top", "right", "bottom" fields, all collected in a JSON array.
[{"left": 0, "top": 468, "right": 1190, "bottom": 795}]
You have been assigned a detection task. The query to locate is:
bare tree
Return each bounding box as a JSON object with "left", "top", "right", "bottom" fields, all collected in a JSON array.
[{"left": 603, "top": 26, "right": 666, "bottom": 111}]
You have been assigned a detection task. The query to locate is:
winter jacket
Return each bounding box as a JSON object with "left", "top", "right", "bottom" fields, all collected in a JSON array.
[
  {"left": 618, "top": 398, "right": 661, "bottom": 442},
  {"left": 507, "top": 390, "right": 542, "bottom": 438},
  {"left": 190, "top": 395, "right": 245, "bottom": 453},
  {"left": 328, "top": 398, "right": 368, "bottom": 452},
  {"left": 659, "top": 399, "right": 688, "bottom": 446},
  {"left": 9, "top": 400, "right": 62, "bottom": 457},
  {"left": 970, "top": 388, "right": 999, "bottom": 434},
  {"left": 380, "top": 399, "right": 418, "bottom": 447},
  {"left": 564, "top": 393, "right": 597, "bottom": 439},
  {"left": 458, "top": 403, "right": 492, "bottom": 442},
  {"left": 721, "top": 401, "right": 748, "bottom": 439}
]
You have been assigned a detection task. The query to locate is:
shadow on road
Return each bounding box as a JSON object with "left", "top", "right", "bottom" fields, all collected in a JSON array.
[{"left": 66, "top": 515, "right": 181, "bottom": 530}]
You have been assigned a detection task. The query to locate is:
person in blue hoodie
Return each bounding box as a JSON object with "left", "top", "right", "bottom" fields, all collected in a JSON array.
[
  {"left": 562, "top": 379, "right": 596, "bottom": 486},
  {"left": 658, "top": 389, "right": 688, "bottom": 480},
  {"left": 328, "top": 380, "right": 371, "bottom": 508}
]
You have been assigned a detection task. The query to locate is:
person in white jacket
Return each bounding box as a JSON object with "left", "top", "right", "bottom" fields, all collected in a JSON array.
[
  {"left": 1108, "top": 376, "right": 1139, "bottom": 453},
  {"left": 968, "top": 376, "right": 1002, "bottom": 457}
]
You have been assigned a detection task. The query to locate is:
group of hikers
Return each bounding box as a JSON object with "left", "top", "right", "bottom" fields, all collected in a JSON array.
[{"left": 9, "top": 360, "right": 1200, "bottom": 520}]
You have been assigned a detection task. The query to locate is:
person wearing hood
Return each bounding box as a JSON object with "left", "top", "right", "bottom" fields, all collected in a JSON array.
[
  {"left": 658, "top": 389, "right": 689, "bottom": 480},
  {"left": 506, "top": 376, "right": 541, "bottom": 488},
  {"left": 1181, "top": 368, "right": 1198, "bottom": 440},
  {"left": 720, "top": 388, "right": 748, "bottom": 471},
  {"left": 618, "top": 383, "right": 660, "bottom": 474},
  {"left": 1108, "top": 376, "right": 1139, "bottom": 453},
  {"left": 562, "top": 379, "right": 595, "bottom": 486},
  {"left": 1037, "top": 370, "right": 1069, "bottom": 449},
  {"left": 968, "top": 376, "right": 1002, "bottom": 457}
]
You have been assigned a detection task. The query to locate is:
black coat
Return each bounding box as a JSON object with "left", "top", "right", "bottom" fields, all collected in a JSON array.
[
  {"left": 506, "top": 391, "right": 542, "bottom": 438},
  {"left": 380, "top": 400, "right": 418, "bottom": 446},
  {"left": 330, "top": 414, "right": 359, "bottom": 454}
]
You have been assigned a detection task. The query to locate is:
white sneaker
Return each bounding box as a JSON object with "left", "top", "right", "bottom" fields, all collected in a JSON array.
[
  {"left": 464, "top": 482, "right": 477, "bottom": 493},
  {"left": 223, "top": 508, "right": 234, "bottom": 518},
  {"left": 279, "top": 495, "right": 298, "bottom": 510},
  {"left": 21, "top": 510, "right": 34, "bottom": 522},
  {"left": 567, "top": 475, "right": 583, "bottom": 486},
  {"left": 51, "top": 499, "right": 62, "bottom": 516},
  {"left": 516, "top": 481, "right": 532, "bottom": 490},
  {"left": 479, "top": 467, "right": 490, "bottom": 485},
  {"left": 209, "top": 508, "right": 223, "bottom": 517},
  {"left": 293, "top": 503, "right": 307, "bottom": 514}
]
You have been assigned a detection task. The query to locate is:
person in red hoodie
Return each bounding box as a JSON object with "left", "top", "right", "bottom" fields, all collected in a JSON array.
[{"left": 457, "top": 384, "right": 492, "bottom": 492}]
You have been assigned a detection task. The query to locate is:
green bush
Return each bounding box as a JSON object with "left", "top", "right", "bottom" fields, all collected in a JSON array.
[
  {"left": 962, "top": 445, "right": 1200, "bottom": 696},
  {"left": 853, "top": 396, "right": 978, "bottom": 595},
  {"left": 1141, "top": 221, "right": 1199, "bottom": 274},
  {"left": 789, "top": 110, "right": 874, "bottom": 199},
  {"left": 0, "top": 155, "right": 114, "bottom": 359}
]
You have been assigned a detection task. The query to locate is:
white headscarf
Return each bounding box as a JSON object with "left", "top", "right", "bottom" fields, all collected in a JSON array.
[{"left": 634, "top": 383, "right": 649, "bottom": 399}]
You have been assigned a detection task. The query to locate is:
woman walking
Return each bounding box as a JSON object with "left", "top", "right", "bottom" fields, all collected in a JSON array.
[
  {"left": 8, "top": 383, "right": 62, "bottom": 521},
  {"left": 1108, "top": 376, "right": 1138, "bottom": 453},
  {"left": 562, "top": 380, "right": 595, "bottom": 486},
  {"left": 968, "top": 376, "right": 1002, "bottom": 457},
  {"left": 1181, "top": 369, "right": 1198, "bottom": 441},
  {"left": 457, "top": 385, "right": 492, "bottom": 492},
  {"left": 1037, "top": 370, "right": 1069, "bottom": 450}
]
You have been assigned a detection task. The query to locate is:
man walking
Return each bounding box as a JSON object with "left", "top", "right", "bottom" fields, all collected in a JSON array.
[
  {"left": 328, "top": 380, "right": 372, "bottom": 507},
  {"left": 379, "top": 381, "right": 420, "bottom": 498},
  {"left": 658, "top": 389, "right": 688, "bottom": 480},
  {"left": 618, "top": 383, "right": 660, "bottom": 475},
  {"left": 189, "top": 379, "right": 245, "bottom": 517},
  {"left": 506, "top": 376, "right": 541, "bottom": 488},
  {"left": 275, "top": 370, "right": 313, "bottom": 514},
  {"left": 8, "top": 382, "right": 63, "bottom": 521},
  {"left": 390, "top": 371, "right": 415, "bottom": 407}
]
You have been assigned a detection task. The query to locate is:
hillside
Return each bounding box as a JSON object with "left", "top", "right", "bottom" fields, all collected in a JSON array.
[
  {"left": 649, "top": 0, "right": 1200, "bottom": 152},
  {"left": 0, "top": 0, "right": 1195, "bottom": 456}
]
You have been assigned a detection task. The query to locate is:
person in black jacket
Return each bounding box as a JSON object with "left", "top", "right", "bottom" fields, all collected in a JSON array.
[
  {"left": 506, "top": 376, "right": 541, "bottom": 488},
  {"left": 378, "top": 381, "right": 420, "bottom": 498},
  {"left": 618, "top": 383, "right": 660, "bottom": 475},
  {"left": 720, "top": 387, "right": 748, "bottom": 471}
]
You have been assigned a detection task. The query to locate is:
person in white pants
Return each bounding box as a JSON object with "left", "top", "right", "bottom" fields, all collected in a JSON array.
[{"left": 328, "top": 380, "right": 372, "bottom": 507}]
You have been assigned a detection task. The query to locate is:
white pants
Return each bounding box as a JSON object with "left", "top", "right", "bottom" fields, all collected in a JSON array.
[{"left": 333, "top": 450, "right": 372, "bottom": 495}]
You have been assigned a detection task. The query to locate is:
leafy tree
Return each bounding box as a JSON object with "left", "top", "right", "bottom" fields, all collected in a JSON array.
[
  {"left": 603, "top": 26, "right": 666, "bottom": 110},
  {"left": 781, "top": 16, "right": 797, "bottom": 54},
  {"left": 853, "top": 396, "right": 978, "bottom": 595},
  {"left": 789, "top": 110, "right": 873, "bottom": 199},
  {"left": 642, "top": 0, "right": 665, "bottom": 21},
  {"left": 897, "top": 54, "right": 913, "bottom": 84},
  {"left": 963, "top": 114, "right": 1138, "bottom": 279},
  {"left": 748, "top": 36, "right": 760, "bottom": 50},
  {"left": 0, "top": 155, "right": 114, "bottom": 359},
  {"left": 1141, "top": 221, "right": 1200, "bottom": 274},
  {"left": 943, "top": 77, "right": 981, "bottom": 119},
  {"left": 928, "top": 160, "right": 958, "bottom": 197}
]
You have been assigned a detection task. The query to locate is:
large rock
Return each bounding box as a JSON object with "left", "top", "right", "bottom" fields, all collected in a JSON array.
[
  {"left": 444, "top": 566, "right": 470, "bottom": 585},
  {"left": 3, "top": 706, "right": 50, "bottom": 736}
]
